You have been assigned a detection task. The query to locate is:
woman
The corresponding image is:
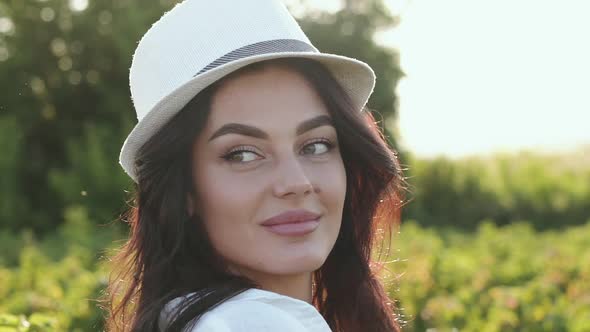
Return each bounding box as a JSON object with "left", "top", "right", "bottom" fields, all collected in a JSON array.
[{"left": 105, "top": 0, "right": 406, "bottom": 331}]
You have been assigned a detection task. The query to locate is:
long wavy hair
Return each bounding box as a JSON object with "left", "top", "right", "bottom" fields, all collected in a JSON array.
[{"left": 103, "top": 57, "right": 406, "bottom": 332}]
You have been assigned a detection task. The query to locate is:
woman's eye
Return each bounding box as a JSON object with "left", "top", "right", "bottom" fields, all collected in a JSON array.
[
  {"left": 223, "top": 150, "right": 261, "bottom": 163},
  {"left": 302, "top": 141, "right": 332, "bottom": 155}
]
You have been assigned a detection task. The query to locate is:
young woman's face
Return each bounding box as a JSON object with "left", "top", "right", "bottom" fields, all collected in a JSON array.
[{"left": 189, "top": 64, "right": 346, "bottom": 280}]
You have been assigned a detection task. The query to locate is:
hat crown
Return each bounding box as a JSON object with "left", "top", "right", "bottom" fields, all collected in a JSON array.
[
  {"left": 120, "top": 0, "right": 376, "bottom": 183},
  {"left": 130, "top": 0, "right": 314, "bottom": 121}
]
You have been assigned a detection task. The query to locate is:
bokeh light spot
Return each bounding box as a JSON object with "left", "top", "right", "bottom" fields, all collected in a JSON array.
[
  {"left": 69, "top": 0, "right": 89, "bottom": 12},
  {"left": 58, "top": 56, "right": 73, "bottom": 71},
  {"left": 30, "top": 77, "right": 46, "bottom": 95},
  {"left": 68, "top": 71, "right": 82, "bottom": 85},
  {"left": 40, "top": 7, "right": 55, "bottom": 22},
  {"left": 41, "top": 104, "right": 56, "bottom": 120},
  {"left": 86, "top": 70, "right": 100, "bottom": 84},
  {"left": 0, "top": 17, "right": 15, "bottom": 34},
  {"left": 50, "top": 38, "right": 67, "bottom": 57},
  {"left": 98, "top": 10, "right": 112, "bottom": 25}
]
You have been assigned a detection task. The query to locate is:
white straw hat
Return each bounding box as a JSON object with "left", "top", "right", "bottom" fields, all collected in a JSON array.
[{"left": 119, "top": 0, "right": 376, "bottom": 183}]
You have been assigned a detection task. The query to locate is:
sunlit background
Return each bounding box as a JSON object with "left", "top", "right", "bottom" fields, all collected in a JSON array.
[
  {"left": 288, "top": 0, "right": 590, "bottom": 158},
  {"left": 1, "top": 0, "right": 589, "bottom": 331}
]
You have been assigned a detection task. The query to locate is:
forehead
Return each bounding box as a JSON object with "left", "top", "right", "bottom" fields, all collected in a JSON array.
[{"left": 206, "top": 64, "right": 329, "bottom": 129}]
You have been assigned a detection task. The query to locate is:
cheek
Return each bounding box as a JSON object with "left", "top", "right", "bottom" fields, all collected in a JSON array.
[
  {"left": 193, "top": 164, "right": 264, "bottom": 250},
  {"left": 198, "top": 171, "right": 259, "bottom": 212}
]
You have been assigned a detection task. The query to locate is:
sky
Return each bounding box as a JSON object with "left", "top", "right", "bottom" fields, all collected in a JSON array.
[{"left": 284, "top": 0, "right": 590, "bottom": 158}]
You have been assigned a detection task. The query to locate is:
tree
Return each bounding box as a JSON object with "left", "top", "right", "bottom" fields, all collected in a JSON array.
[
  {"left": 0, "top": 0, "right": 403, "bottom": 233},
  {"left": 295, "top": 0, "right": 405, "bottom": 149},
  {"left": 0, "top": 0, "right": 177, "bottom": 232}
]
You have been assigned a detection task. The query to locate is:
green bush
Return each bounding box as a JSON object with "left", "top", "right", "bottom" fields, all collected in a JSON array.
[
  {"left": 0, "top": 205, "right": 116, "bottom": 331},
  {"left": 385, "top": 220, "right": 590, "bottom": 331},
  {"left": 1, "top": 214, "right": 589, "bottom": 331},
  {"left": 403, "top": 148, "right": 590, "bottom": 229},
  {"left": 0, "top": 116, "right": 29, "bottom": 232},
  {"left": 0, "top": 0, "right": 403, "bottom": 236}
]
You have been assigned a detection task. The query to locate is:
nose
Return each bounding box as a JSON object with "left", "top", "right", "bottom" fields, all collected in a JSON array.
[{"left": 272, "top": 155, "right": 314, "bottom": 198}]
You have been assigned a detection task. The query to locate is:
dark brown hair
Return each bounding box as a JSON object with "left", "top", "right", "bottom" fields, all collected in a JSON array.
[{"left": 103, "top": 57, "right": 406, "bottom": 331}]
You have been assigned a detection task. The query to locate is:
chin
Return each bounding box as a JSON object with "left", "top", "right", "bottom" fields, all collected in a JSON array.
[{"left": 267, "top": 251, "right": 329, "bottom": 275}]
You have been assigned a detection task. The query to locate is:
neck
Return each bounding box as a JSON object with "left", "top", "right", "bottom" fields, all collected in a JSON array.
[{"left": 229, "top": 265, "right": 313, "bottom": 303}]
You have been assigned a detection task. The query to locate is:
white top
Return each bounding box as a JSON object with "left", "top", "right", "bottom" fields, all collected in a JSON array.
[{"left": 158, "top": 288, "right": 332, "bottom": 332}]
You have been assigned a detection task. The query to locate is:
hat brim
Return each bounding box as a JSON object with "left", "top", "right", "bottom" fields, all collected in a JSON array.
[{"left": 119, "top": 51, "right": 376, "bottom": 183}]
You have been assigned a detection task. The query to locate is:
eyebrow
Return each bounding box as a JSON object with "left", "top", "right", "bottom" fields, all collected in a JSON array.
[{"left": 207, "top": 114, "right": 334, "bottom": 142}]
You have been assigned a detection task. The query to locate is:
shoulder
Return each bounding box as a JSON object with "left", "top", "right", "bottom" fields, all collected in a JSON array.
[
  {"left": 188, "top": 300, "right": 307, "bottom": 332},
  {"left": 160, "top": 288, "right": 331, "bottom": 332}
]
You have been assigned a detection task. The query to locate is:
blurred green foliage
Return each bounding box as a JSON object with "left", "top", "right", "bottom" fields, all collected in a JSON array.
[
  {"left": 403, "top": 148, "right": 590, "bottom": 230},
  {"left": 0, "top": 205, "right": 117, "bottom": 331},
  {"left": 0, "top": 0, "right": 403, "bottom": 235},
  {"left": 0, "top": 0, "right": 173, "bottom": 233},
  {"left": 297, "top": 0, "right": 405, "bottom": 149},
  {"left": 1, "top": 207, "right": 589, "bottom": 331},
  {"left": 2, "top": 0, "right": 589, "bottom": 330},
  {"left": 384, "top": 219, "right": 590, "bottom": 332}
]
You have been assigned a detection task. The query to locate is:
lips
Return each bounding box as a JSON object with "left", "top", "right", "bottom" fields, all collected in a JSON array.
[
  {"left": 260, "top": 209, "right": 321, "bottom": 226},
  {"left": 260, "top": 210, "right": 321, "bottom": 236}
]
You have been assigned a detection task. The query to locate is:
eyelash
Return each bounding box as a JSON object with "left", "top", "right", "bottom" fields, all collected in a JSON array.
[{"left": 221, "top": 137, "right": 335, "bottom": 163}]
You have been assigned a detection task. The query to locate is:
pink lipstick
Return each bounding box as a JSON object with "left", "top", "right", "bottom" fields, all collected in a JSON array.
[{"left": 260, "top": 209, "right": 321, "bottom": 236}]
